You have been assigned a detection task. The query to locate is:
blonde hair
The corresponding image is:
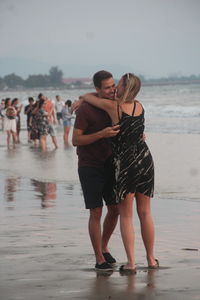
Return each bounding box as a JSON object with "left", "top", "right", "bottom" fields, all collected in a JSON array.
[{"left": 120, "top": 73, "right": 141, "bottom": 104}]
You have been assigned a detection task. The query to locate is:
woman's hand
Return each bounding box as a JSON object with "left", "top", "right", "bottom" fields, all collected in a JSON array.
[{"left": 71, "top": 98, "right": 84, "bottom": 112}]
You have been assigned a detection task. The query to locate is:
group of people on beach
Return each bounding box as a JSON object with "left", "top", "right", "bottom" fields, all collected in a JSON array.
[
  {"left": 0, "top": 94, "right": 73, "bottom": 150},
  {"left": 72, "top": 70, "right": 158, "bottom": 274}
]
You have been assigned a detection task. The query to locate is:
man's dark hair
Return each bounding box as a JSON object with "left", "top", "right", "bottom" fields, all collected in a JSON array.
[
  {"left": 38, "top": 93, "right": 43, "bottom": 99},
  {"left": 28, "top": 97, "right": 34, "bottom": 103},
  {"left": 93, "top": 70, "right": 113, "bottom": 88}
]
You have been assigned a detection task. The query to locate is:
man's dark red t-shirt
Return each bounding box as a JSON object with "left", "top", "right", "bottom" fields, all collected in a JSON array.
[{"left": 74, "top": 102, "right": 112, "bottom": 167}]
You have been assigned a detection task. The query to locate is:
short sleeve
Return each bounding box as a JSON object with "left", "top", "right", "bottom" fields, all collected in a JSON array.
[
  {"left": 74, "top": 103, "right": 90, "bottom": 132},
  {"left": 24, "top": 105, "right": 28, "bottom": 113}
]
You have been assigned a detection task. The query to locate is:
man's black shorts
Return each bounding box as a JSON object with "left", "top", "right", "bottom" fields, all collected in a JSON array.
[
  {"left": 56, "top": 112, "right": 62, "bottom": 120},
  {"left": 78, "top": 158, "right": 115, "bottom": 209}
]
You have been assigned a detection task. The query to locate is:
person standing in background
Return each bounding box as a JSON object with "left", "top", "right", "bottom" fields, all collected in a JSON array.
[
  {"left": 38, "top": 93, "right": 58, "bottom": 149},
  {"left": 55, "top": 95, "right": 64, "bottom": 125},
  {"left": 0, "top": 99, "right": 5, "bottom": 131},
  {"left": 24, "top": 97, "right": 35, "bottom": 143},
  {"left": 11, "top": 98, "right": 23, "bottom": 143},
  {"left": 29, "top": 100, "right": 40, "bottom": 146},
  {"left": 36, "top": 99, "right": 50, "bottom": 152},
  {"left": 62, "top": 100, "right": 73, "bottom": 145},
  {"left": 3, "top": 98, "right": 17, "bottom": 147}
]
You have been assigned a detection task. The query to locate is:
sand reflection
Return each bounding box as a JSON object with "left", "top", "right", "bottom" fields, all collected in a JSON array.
[
  {"left": 31, "top": 179, "right": 57, "bottom": 208},
  {"left": 4, "top": 176, "right": 20, "bottom": 202},
  {"left": 86, "top": 269, "right": 157, "bottom": 300}
]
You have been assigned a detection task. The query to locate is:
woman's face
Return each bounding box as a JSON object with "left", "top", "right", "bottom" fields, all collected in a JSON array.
[
  {"left": 116, "top": 78, "right": 125, "bottom": 98},
  {"left": 13, "top": 100, "right": 19, "bottom": 106}
]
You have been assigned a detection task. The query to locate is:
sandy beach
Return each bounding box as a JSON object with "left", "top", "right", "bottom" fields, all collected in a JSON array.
[{"left": 0, "top": 128, "right": 199, "bottom": 300}]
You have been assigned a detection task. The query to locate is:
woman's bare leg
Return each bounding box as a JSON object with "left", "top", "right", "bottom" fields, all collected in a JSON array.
[
  {"left": 64, "top": 126, "right": 70, "bottom": 144},
  {"left": 17, "top": 129, "right": 20, "bottom": 143},
  {"left": 40, "top": 136, "right": 47, "bottom": 152},
  {"left": 6, "top": 131, "right": 11, "bottom": 147},
  {"left": 11, "top": 131, "right": 17, "bottom": 145},
  {"left": 118, "top": 193, "right": 135, "bottom": 269},
  {"left": 135, "top": 192, "right": 156, "bottom": 266},
  {"left": 51, "top": 136, "right": 58, "bottom": 149}
]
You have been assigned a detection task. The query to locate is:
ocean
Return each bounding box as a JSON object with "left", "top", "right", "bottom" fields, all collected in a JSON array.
[{"left": 1, "top": 83, "right": 200, "bottom": 134}]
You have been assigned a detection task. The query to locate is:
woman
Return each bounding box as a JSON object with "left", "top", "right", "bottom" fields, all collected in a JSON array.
[
  {"left": 11, "top": 98, "right": 23, "bottom": 143},
  {"left": 35, "top": 99, "right": 49, "bottom": 151},
  {"left": 62, "top": 100, "right": 73, "bottom": 145},
  {"left": 80, "top": 73, "right": 158, "bottom": 273},
  {"left": 30, "top": 101, "right": 40, "bottom": 146},
  {"left": 3, "top": 98, "right": 17, "bottom": 147}
]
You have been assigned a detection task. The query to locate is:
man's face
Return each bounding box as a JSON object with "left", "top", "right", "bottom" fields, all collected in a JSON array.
[
  {"left": 96, "top": 77, "right": 116, "bottom": 100},
  {"left": 29, "top": 100, "right": 34, "bottom": 106}
]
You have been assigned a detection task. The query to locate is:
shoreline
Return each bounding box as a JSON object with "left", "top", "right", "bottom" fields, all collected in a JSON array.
[{"left": 1, "top": 130, "right": 199, "bottom": 190}]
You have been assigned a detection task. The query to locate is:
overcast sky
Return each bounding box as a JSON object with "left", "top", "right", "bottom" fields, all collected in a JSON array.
[{"left": 0, "top": 0, "right": 200, "bottom": 78}]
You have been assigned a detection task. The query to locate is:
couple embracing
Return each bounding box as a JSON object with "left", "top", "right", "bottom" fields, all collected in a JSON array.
[{"left": 72, "top": 70, "right": 158, "bottom": 273}]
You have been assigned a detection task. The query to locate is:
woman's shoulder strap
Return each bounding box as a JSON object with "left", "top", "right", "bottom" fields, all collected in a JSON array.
[{"left": 132, "top": 100, "right": 144, "bottom": 116}]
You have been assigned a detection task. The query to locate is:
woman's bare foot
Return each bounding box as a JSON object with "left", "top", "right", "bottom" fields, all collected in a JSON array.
[{"left": 119, "top": 264, "right": 136, "bottom": 274}]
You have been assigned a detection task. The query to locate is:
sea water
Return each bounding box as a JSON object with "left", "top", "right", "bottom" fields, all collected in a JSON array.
[{"left": 1, "top": 83, "right": 199, "bottom": 134}]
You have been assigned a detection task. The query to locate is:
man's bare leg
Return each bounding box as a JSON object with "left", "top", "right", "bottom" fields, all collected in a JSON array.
[
  {"left": 88, "top": 207, "right": 106, "bottom": 264},
  {"left": 102, "top": 204, "right": 119, "bottom": 253}
]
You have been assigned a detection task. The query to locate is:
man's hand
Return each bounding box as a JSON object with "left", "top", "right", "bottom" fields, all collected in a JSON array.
[
  {"left": 101, "top": 125, "right": 120, "bottom": 138},
  {"left": 72, "top": 125, "right": 120, "bottom": 146}
]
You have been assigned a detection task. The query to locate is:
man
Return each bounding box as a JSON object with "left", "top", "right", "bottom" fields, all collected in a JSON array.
[
  {"left": 38, "top": 93, "right": 58, "bottom": 149},
  {"left": 55, "top": 95, "right": 64, "bottom": 125},
  {"left": 0, "top": 99, "right": 5, "bottom": 130},
  {"left": 24, "top": 97, "right": 35, "bottom": 142},
  {"left": 72, "top": 71, "right": 120, "bottom": 271}
]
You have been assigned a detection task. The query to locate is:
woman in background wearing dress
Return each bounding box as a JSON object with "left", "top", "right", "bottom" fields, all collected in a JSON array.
[{"left": 11, "top": 98, "right": 23, "bottom": 143}]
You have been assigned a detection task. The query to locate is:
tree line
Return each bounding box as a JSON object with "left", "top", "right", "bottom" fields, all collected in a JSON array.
[
  {"left": 0, "top": 66, "right": 63, "bottom": 90},
  {"left": 0, "top": 66, "right": 200, "bottom": 90}
]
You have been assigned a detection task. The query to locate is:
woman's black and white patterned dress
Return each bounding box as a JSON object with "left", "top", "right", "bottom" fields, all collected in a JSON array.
[{"left": 111, "top": 101, "right": 154, "bottom": 203}]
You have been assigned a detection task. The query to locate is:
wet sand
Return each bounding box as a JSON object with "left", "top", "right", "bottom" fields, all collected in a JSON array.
[{"left": 0, "top": 128, "right": 200, "bottom": 300}]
